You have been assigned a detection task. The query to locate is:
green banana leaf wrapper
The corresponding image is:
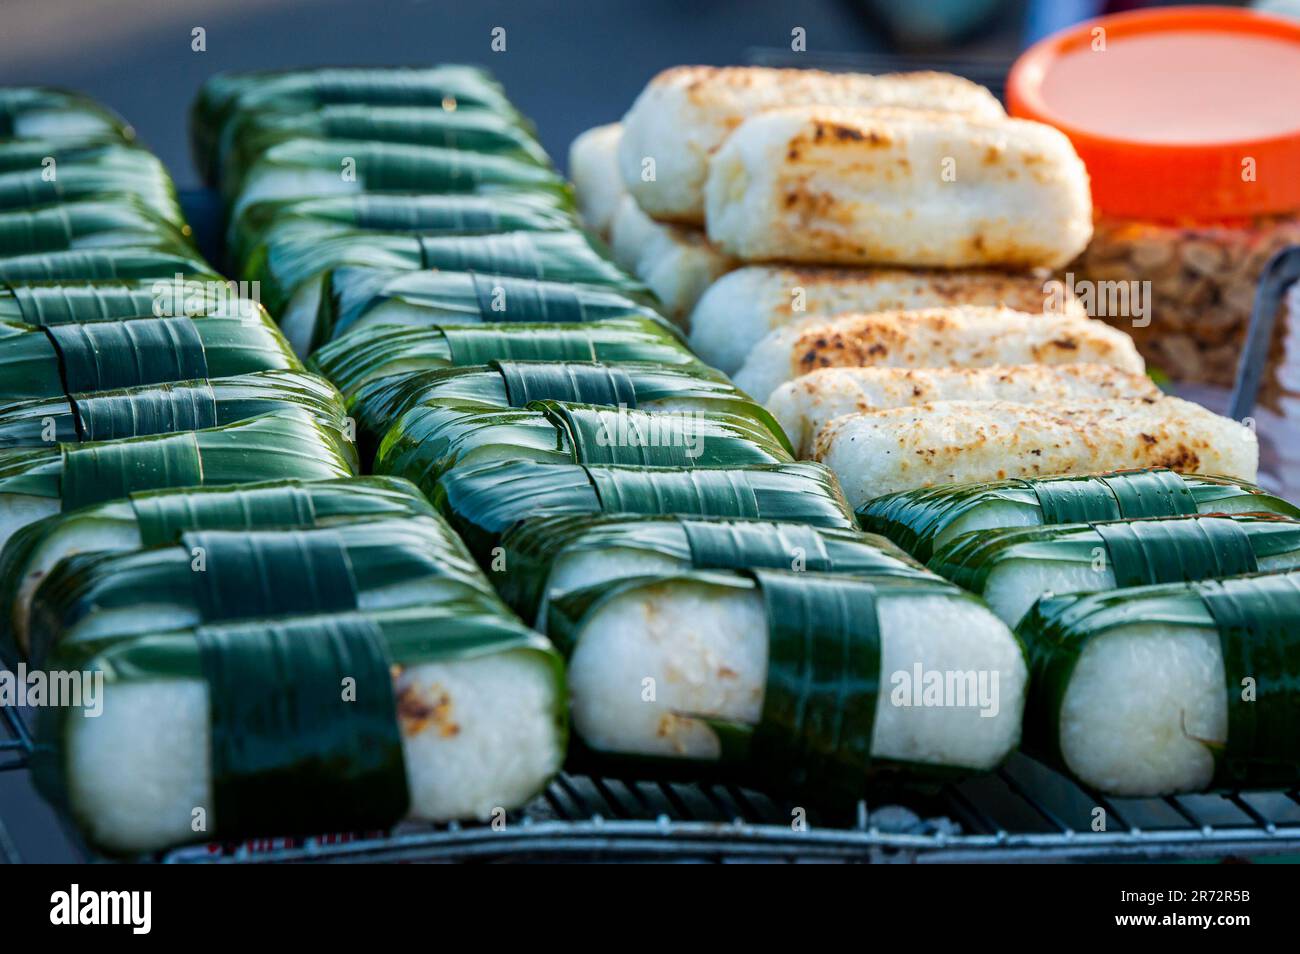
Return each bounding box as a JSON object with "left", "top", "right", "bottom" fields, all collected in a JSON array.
[
  {"left": 192, "top": 64, "right": 525, "bottom": 183},
  {"left": 0, "top": 198, "right": 193, "bottom": 258},
  {"left": 931, "top": 512, "right": 1300, "bottom": 626},
  {"left": 28, "top": 515, "right": 504, "bottom": 665},
  {"left": 222, "top": 103, "right": 552, "bottom": 191},
  {"left": 309, "top": 317, "right": 694, "bottom": 400},
  {"left": 0, "top": 140, "right": 148, "bottom": 175},
  {"left": 229, "top": 190, "right": 575, "bottom": 278},
  {"left": 433, "top": 458, "right": 856, "bottom": 563},
  {"left": 33, "top": 602, "right": 565, "bottom": 855},
  {"left": 0, "top": 475, "right": 434, "bottom": 663},
  {"left": 349, "top": 359, "right": 783, "bottom": 459},
  {"left": 226, "top": 139, "right": 569, "bottom": 231},
  {"left": 0, "top": 153, "right": 183, "bottom": 226},
  {"left": 375, "top": 399, "right": 793, "bottom": 486},
  {"left": 0, "top": 408, "right": 356, "bottom": 551},
  {"left": 547, "top": 568, "right": 999, "bottom": 799},
  {"left": 0, "top": 314, "right": 300, "bottom": 403},
  {"left": 0, "top": 369, "right": 346, "bottom": 448},
  {"left": 253, "top": 229, "right": 646, "bottom": 353},
  {"left": 1019, "top": 569, "right": 1300, "bottom": 791},
  {"left": 0, "top": 87, "right": 133, "bottom": 141},
  {"left": 496, "top": 512, "right": 929, "bottom": 624},
  {"left": 318, "top": 268, "right": 665, "bottom": 358},
  {"left": 0, "top": 247, "right": 216, "bottom": 286},
  {"left": 859, "top": 468, "right": 1300, "bottom": 564},
  {"left": 0, "top": 278, "right": 269, "bottom": 326}
]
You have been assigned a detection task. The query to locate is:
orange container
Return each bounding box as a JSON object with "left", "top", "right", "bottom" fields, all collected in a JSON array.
[{"left": 1009, "top": 5, "right": 1300, "bottom": 222}]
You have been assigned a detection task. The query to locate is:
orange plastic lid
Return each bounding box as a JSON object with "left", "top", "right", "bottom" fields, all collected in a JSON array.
[{"left": 1008, "top": 5, "right": 1300, "bottom": 221}]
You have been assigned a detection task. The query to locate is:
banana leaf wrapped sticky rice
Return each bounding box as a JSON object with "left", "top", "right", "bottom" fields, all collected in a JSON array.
[
  {"left": 222, "top": 104, "right": 552, "bottom": 188},
  {"left": 931, "top": 513, "right": 1300, "bottom": 628},
  {"left": 0, "top": 87, "right": 133, "bottom": 141},
  {"left": 311, "top": 318, "right": 694, "bottom": 399},
  {"left": 860, "top": 468, "right": 1300, "bottom": 563},
  {"left": 227, "top": 139, "right": 567, "bottom": 225},
  {"left": 316, "top": 268, "right": 665, "bottom": 357},
  {"left": 549, "top": 569, "right": 1025, "bottom": 795},
  {"left": 0, "top": 147, "right": 182, "bottom": 225},
  {"left": 253, "top": 229, "right": 646, "bottom": 353},
  {"left": 192, "top": 65, "right": 524, "bottom": 183},
  {"left": 376, "top": 399, "right": 792, "bottom": 484},
  {"left": 0, "top": 315, "right": 299, "bottom": 402},
  {"left": 229, "top": 190, "right": 574, "bottom": 276},
  {"left": 1018, "top": 570, "right": 1300, "bottom": 796},
  {"left": 498, "top": 514, "right": 927, "bottom": 625},
  {"left": 34, "top": 604, "right": 565, "bottom": 855},
  {"left": 0, "top": 476, "right": 433, "bottom": 659},
  {"left": 435, "top": 459, "right": 855, "bottom": 561},
  {"left": 349, "top": 359, "right": 780, "bottom": 454},
  {"left": 0, "top": 409, "right": 354, "bottom": 552},
  {"left": 27, "top": 517, "right": 502, "bottom": 663},
  {"left": 0, "top": 199, "right": 193, "bottom": 258},
  {"left": 0, "top": 279, "right": 266, "bottom": 325},
  {"left": 0, "top": 370, "right": 345, "bottom": 448}
]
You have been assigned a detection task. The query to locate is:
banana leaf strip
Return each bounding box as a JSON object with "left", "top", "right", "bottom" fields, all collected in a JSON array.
[
  {"left": 0, "top": 248, "right": 214, "bottom": 284},
  {"left": 749, "top": 569, "right": 881, "bottom": 798},
  {"left": 434, "top": 459, "right": 855, "bottom": 562},
  {"left": 0, "top": 279, "right": 267, "bottom": 326},
  {"left": 859, "top": 468, "right": 1300, "bottom": 563},
  {"left": 0, "top": 199, "right": 192, "bottom": 257},
  {"left": 1019, "top": 570, "right": 1300, "bottom": 791},
  {"left": 310, "top": 317, "right": 693, "bottom": 400},
  {"left": 198, "top": 614, "right": 409, "bottom": 841},
  {"left": 61, "top": 430, "right": 203, "bottom": 511},
  {"left": 1199, "top": 574, "right": 1300, "bottom": 788}
]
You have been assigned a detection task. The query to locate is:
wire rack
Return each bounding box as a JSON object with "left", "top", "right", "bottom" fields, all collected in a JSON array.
[{"left": 4, "top": 698, "right": 1300, "bottom": 863}]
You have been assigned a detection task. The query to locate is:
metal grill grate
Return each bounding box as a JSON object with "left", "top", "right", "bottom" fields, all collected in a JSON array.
[{"left": 150, "top": 758, "right": 1300, "bottom": 864}]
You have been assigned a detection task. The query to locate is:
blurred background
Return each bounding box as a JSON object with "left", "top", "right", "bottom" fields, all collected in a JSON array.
[{"left": 0, "top": 0, "right": 1292, "bottom": 186}]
